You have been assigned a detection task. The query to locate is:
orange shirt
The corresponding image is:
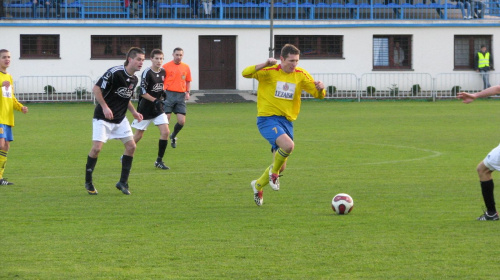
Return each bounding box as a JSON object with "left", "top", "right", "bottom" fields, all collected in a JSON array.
[{"left": 162, "top": 60, "right": 192, "bottom": 93}]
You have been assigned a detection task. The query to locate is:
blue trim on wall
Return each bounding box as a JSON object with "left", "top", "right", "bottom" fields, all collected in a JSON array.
[{"left": 1, "top": 22, "right": 500, "bottom": 28}]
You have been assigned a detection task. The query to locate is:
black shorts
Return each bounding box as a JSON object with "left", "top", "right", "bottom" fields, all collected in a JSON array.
[{"left": 163, "top": 90, "right": 187, "bottom": 115}]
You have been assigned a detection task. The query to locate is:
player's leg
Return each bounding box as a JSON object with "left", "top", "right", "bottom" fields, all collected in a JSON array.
[
  {"left": 162, "top": 91, "right": 174, "bottom": 124},
  {"left": 131, "top": 118, "right": 150, "bottom": 144},
  {"left": 86, "top": 119, "right": 109, "bottom": 190},
  {"left": 133, "top": 129, "right": 145, "bottom": 144},
  {"left": 109, "top": 118, "right": 135, "bottom": 195},
  {"left": 477, "top": 161, "right": 498, "bottom": 220},
  {"left": 477, "top": 146, "right": 500, "bottom": 220},
  {"left": 154, "top": 113, "right": 170, "bottom": 170},
  {"left": 85, "top": 140, "right": 103, "bottom": 195},
  {"left": 253, "top": 116, "right": 291, "bottom": 193},
  {"left": 116, "top": 137, "right": 135, "bottom": 195},
  {"left": 0, "top": 136, "right": 12, "bottom": 185},
  {"left": 273, "top": 133, "right": 294, "bottom": 174},
  {"left": 170, "top": 99, "right": 187, "bottom": 148},
  {"left": 163, "top": 94, "right": 178, "bottom": 148},
  {"left": 268, "top": 118, "right": 294, "bottom": 190},
  {"left": 170, "top": 113, "right": 185, "bottom": 148}
]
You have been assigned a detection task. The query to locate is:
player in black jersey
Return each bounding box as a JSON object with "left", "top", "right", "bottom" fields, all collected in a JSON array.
[
  {"left": 84, "top": 47, "right": 145, "bottom": 195},
  {"left": 131, "top": 49, "right": 171, "bottom": 170}
]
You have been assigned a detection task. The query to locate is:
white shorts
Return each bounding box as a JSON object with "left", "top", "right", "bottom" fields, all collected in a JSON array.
[
  {"left": 483, "top": 144, "right": 500, "bottom": 171},
  {"left": 92, "top": 118, "right": 133, "bottom": 143},
  {"left": 131, "top": 113, "right": 169, "bottom": 131}
]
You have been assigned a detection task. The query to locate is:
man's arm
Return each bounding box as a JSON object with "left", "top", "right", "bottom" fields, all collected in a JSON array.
[
  {"left": 457, "top": 85, "right": 500, "bottom": 103},
  {"left": 141, "top": 92, "right": 156, "bottom": 102},
  {"left": 185, "top": 81, "right": 191, "bottom": 100},
  {"left": 141, "top": 92, "right": 164, "bottom": 112},
  {"left": 302, "top": 71, "right": 326, "bottom": 99},
  {"left": 242, "top": 58, "right": 277, "bottom": 77},
  {"left": 93, "top": 85, "right": 114, "bottom": 120},
  {"left": 128, "top": 101, "right": 143, "bottom": 122}
]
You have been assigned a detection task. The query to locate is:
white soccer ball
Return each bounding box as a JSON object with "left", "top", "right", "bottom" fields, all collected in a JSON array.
[{"left": 331, "top": 193, "right": 354, "bottom": 215}]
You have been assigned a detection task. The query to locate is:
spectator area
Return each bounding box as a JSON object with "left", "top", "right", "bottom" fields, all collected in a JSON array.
[{"left": 1, "top": 0, "right": 499, "bottom": 20}]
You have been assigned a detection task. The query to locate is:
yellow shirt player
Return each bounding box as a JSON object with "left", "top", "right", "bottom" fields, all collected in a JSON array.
[
  {"left": 242, "top": 44, "right": 325, "bottom": 206},
  {"left": 0, "top": 49, "right": 28, "bottom": 186}
]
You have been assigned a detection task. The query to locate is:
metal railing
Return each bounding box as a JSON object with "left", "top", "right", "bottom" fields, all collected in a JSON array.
[
  {"left": 14, "top": 76, "right": 95, "bottom": 102},
  {"left": 256, "top": 71, "right": 500, "bottom": 101},
  {"left": 11, "top": 72, "right": 500, "bottom": 103},
  {"left": 2, "top": 0, "right": 499, "bottom": 20}
]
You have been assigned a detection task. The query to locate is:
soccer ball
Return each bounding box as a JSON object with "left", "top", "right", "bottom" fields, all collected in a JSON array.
[{"left": 331, "top": 193, "right": 354, "bottom": 215}]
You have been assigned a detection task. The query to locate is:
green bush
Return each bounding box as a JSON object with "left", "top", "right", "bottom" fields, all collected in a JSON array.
[
  {"left": 411, "top": 84, "right": 421, "bottom": 96},
  {"left": 74, "top": 86, "right": 89, "bottom": 99},
  {"left": 44, "top": 85, "right": 56, "bottom": 95},
  {"left": 327, "top": 86, "right": 337, "bottom": 95},
  {"left": 366, "top": 86, "right": 376, "bottom": 96},
  {"left": 451, "top": 85, "right": 461, "bottom": 96}
]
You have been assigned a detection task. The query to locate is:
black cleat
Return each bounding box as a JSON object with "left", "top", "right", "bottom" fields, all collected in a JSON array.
[
  {"left": 170, "top": 134, "right": 177, "bottom": 148},
  {"left": 85, "top": 182, "right": 98, "bottom": 195},
  {"left": 116, "top": 181, "right": 131, "bottom": 195},
  {"left": 477, "top": 211, "right": 499, "bottom": 221},
  {"left": 0, "top": 178, "right": 14, "bottom": 185},
  {"left": 155, "top": 161, "right": 170, "bottom": 170}
]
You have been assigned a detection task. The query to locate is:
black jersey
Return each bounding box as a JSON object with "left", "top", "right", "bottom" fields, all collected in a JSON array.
[
  {"left": 94, "top": 65, "right": 138, "bottom": 124},
  {"left": 137, "top": 67, "right": 166, "bottom": 119}
]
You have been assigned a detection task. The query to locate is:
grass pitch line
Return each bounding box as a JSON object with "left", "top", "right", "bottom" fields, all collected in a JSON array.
[
  {"left": 359, "top": 142, "right": 443, "bottom": 165},
  {"left": 28, "top": 144, "right": 442, "bottom": 180},
  {"left": 303, "top": 139, "right": 443, "bottom": 166}
]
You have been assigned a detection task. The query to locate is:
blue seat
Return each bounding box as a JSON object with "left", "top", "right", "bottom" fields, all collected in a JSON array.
[
  {"left": 272, "top": 1, "right": 288, "bottom": 7},
  {"left": 217, "top": 1, "right": 259, "bottom": 19},
  {"left": 157, "top": 2, "right": 190, "bottom": 19},
  {"left": 297, "top": 2, "right": 315, "bottom": 19},
  {"left": 5, "top": 0, "right": 82, "bottom": 18},
  {"left": 242, "top": 2, "right": 258, "bottom": 7},
  {"left": 5, "top": 2, "right": 33, "bottom": 8},
  {"left": 223, "top": 1, "right": 243, "bottom": 7},
  {"left": 61, "top": 1, "right": 83, "bottom": 18}
]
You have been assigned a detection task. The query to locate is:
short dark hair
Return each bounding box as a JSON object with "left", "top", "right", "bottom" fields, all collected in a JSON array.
[
  {"left": 481, "top": 45, "right": 486, "bottom": 49},
  {"left": 280, "top": 44, "right": 300, "bottom": 59},
  {"left": 150, "top": 49, "right": 164, "bottom": 58},
  {"left": 0, "top": 49, "right": 9, "bottom": 56},
  {"left": 173, "top": 47, "right": 184, "bottom": 53},
  {"left": 124, "top": 47, "right": 145, "bottom": 66}
]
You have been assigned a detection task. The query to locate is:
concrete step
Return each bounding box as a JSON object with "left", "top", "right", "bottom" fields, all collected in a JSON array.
[{"left": 188, "top": 90, "right": 256, "bottom": 103}]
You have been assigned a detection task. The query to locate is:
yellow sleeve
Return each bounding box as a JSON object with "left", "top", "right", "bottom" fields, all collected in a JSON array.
[
  {"left": 242, "top": 65, "right": 257, "bottom": 78},
  {"left": 12, "top": 95, "right": 23, "bottom": 112},
  {"left": 301, "top": 70, "right": 326, "bottom": 99}
]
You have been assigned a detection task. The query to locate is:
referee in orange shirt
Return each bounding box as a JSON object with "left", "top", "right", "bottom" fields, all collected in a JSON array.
[{"left": 162, "top": 47, "right": 192, "bottom": 148}]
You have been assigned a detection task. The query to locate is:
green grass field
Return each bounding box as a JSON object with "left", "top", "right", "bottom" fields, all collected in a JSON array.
[{"left": 2, "top": 100, "right": 500, "bottom": 279}]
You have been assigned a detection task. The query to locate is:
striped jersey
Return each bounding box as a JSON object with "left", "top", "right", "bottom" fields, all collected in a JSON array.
[
  {"left": 94, "top": 65, "right": 139, "bottom": 124},
  {"left": 242, "top": 64, "right": 325, "bottom": 121},
  {"left": 137, "top": 67, "right": 166, "bottom": 119}
]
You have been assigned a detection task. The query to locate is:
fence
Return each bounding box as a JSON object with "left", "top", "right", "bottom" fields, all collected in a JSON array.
[
  {"left": 2, "top": 0, "right": 500, "bottom": 20},
  {"left": 11, "top": 72, "right": 500, "bottom": 103},
  {"left": 260, "top": 71, "right": 499, "bottom": 101},
  {"left": 14, "top": 76, "right": 95, "bottom": 102}
]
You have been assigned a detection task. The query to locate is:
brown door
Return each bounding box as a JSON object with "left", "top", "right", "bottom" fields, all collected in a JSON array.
[{"left": 199, "top": 36, "right": 236, "bottom": 89}]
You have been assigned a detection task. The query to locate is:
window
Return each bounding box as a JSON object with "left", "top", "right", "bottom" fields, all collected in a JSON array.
[
  {"left": 91, "top": 35, "right": 162, "bottom": 59},
  {"left": 274, "top": 35, "right": 343, "bottom": 59},
  {"left": 454, "top": 35, "right": 493, "bottom": 70},
  {"left": 373, "top": 35, "right": 412, "bottom": 70},
  {"left": 20, "top": 35, "right": 60, "bottom": 59}
]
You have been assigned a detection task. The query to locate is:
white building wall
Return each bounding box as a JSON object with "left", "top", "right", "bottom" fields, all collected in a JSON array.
[{"left": 2, "top": 24, "right": 498, "bottom": 91}]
